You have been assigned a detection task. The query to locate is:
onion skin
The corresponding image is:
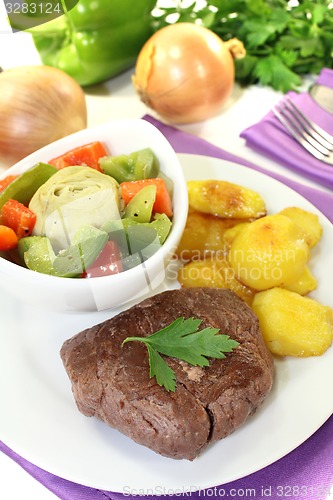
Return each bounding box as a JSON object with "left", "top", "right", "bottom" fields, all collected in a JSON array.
[
  {"left": 132, "top": 23, "right": 236, "bottom": 124},
  {"left": 0, "top": 66, "right": 87, "bottom": 168}
]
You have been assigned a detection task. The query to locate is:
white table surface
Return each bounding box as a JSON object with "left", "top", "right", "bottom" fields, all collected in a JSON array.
[{"left": 0, "top": 10, "right": 332, "bottom": 500}]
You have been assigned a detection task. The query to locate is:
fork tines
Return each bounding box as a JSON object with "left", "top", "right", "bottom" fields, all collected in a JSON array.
[{"left": 272, "top": 97, "right": 333, "bottom": 165}]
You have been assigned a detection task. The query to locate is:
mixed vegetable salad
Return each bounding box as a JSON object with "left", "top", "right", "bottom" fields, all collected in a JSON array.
[{"left": 0, "top": 142, "right": 173, "bottom": 278}]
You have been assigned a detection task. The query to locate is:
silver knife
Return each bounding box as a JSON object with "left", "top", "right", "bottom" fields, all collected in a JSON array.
[{"left": 309, "top": 83, "right": 333, "bottom": 114}]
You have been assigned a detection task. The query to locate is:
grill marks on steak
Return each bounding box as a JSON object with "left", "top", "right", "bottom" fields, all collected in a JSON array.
[{"left": 60, "top": 288, "right": 274, "bottom": 460}]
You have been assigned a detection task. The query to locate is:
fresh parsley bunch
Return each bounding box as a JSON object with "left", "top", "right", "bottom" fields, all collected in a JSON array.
[{"left": 152, "top": 0, "right": 333, "bottom": 92}]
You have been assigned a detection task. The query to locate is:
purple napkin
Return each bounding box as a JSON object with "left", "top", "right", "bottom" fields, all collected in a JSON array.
[
  {"left": 240, "top": 68, "right": 333, "bottom": 189},
  {"left": 1, "top": 117, "right": 333, "bottom": 500},
  {"left": 317, "top": 68, "right": 333, "bottom": 87}
]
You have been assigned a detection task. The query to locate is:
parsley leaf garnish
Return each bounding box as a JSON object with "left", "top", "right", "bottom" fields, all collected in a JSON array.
[{"left": 122, "top": 317, "right": 239, "bottom": 392}]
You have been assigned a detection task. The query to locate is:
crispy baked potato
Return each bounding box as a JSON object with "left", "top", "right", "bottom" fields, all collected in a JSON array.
[
  {"left": 175, "top": 211, "right": 242, "bottom": 261},
  {"left": 252, "top": 287, "right": 333, "bottom": 357},
  {"left": 228, "top": 214, "right": 310, "bottom": 291},
  {"left": 187, "top": 180, "right": 266, "bottom": 219},
  {"left": 178, "top": 256, "right": 255, "bottom": 305},
  {"left": 279, "top": 206, "right": 323, "bottom": 248}
]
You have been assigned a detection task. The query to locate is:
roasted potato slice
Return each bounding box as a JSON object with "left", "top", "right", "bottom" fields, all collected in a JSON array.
[
  {"left": 278, "top": 206, "right": 323, "bottom": 248},
  {"left": 178, "top": 256, "right": 256, "bottom": 305},
  {"left": 223, "top": 221, "right": 251, "bottom": 249},
  {"left": 252, "top": 287, "right": 333, "bottom": 357},
  {"left": 228, "top": 214, "right": 310, "bottom": 291},
  {"left": 187, "top": 180, "right": 266, "bottom": 219},
  {"left": 283, "top": 265, "right": 317, "bottom": 295},
  {"left": 175, "top": 211, "right": 244, "bottom": 261}
]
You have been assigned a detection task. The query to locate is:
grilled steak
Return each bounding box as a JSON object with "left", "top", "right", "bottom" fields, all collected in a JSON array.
[{"left": 60, "top": 288, "right": 274, "bottom": 460}]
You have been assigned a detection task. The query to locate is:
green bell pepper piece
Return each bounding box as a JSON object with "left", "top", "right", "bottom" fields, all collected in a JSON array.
[
  {"left": 17, "top": 235, "right": 43, "bottom": 264},
  {"left": 25, "top": 0, "right": 157, "bottom": 86},
  {"left": 0, "top": 162, "right": 57, "bottom": 210},
  {"left": 124, "top": 185, "right": 157, "bottom": 223},
  {"left": 53, "top": 224, "right": 108, "bottom": 277},
  {"left": 148, "top": 213, "right": 172, "bottom": 244},
  {"left": 100, "top": 148, "right": 160, "bottom": 183},
  {"left": 18, "top": 235, "right": 58, "bottom": 275}
]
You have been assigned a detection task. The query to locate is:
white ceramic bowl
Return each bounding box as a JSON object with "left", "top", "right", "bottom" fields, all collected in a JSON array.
[{"left": 0, "top": 119, "right": 188, "bottom": 311}]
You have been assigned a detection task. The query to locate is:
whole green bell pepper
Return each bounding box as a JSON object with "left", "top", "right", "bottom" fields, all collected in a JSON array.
[{"left": 21, "top": 0, "right": 157, "bottom": 86}]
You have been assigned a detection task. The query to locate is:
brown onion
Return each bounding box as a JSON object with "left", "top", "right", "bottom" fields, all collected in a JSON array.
[
  {"left": 132, "top": 23, "right": 245, "bottom": 124},
  {"left": 0, "top": 65, "right": 87, "bottom": 168}
]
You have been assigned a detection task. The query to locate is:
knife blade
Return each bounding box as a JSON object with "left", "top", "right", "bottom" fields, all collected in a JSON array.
[{"left": 309, "top": 83, "right": 333, "bottom": 114}]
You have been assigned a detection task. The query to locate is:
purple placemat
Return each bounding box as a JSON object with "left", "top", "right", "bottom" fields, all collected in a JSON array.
[
  {"left": 1, "top": 118, "right": 332, "bottom": 500},
  {"left": 240, "top": 68, "right": 333, "bottom": 189}
]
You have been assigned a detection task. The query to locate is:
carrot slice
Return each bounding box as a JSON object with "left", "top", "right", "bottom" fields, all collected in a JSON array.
[
  {"left": 49, "top": 142, "right": 108, "bottom": 171},
  {"left": 0, "top": 175, "right": 17, "bottom": 193},
  {"left": 120, "top": 178, "right": 173, "bottom": 217},
  {"left": 0, "top": 225, "right": 18, "bottom": 251},
  {"left": 0, "top": 199, "right": 36, "bottom": 239}
]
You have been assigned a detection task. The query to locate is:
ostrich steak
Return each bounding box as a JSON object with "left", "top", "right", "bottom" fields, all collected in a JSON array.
[{"left": 60, "top": 288, "right": 274, "bottom": 460}]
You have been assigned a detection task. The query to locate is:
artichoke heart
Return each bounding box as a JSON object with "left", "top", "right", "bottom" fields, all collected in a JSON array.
[{"left": 29, "top": 166, "right": 120, "bottom": 251}]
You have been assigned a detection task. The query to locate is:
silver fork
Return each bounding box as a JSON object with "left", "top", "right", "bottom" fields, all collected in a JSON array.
[{"left": 272, "top": 96, "right": 333, "bottom": 165}]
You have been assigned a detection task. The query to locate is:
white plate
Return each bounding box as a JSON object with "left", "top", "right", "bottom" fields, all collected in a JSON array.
[{"left": 1, "top": 154, "right": 333, "bottom": 493}]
